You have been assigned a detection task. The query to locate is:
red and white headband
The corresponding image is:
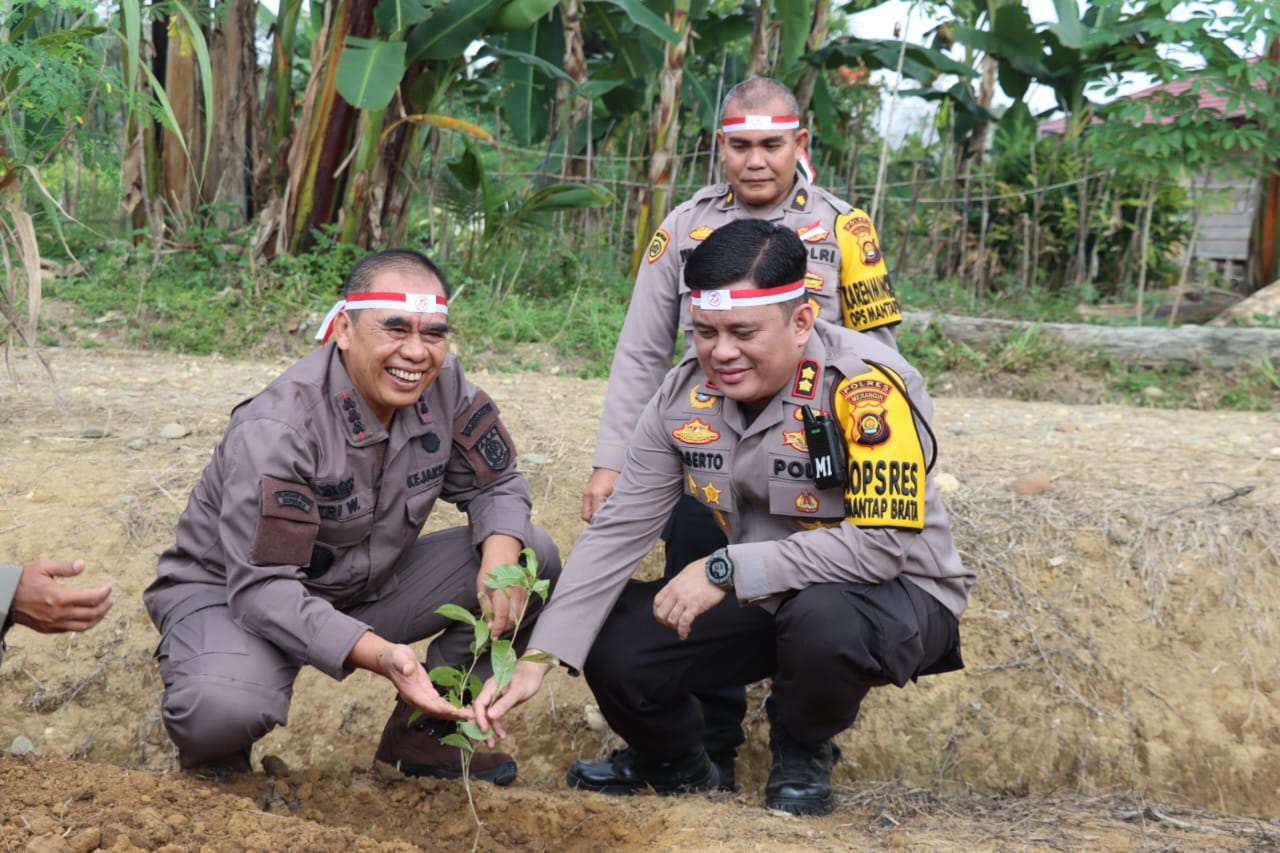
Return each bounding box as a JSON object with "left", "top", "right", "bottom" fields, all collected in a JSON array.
[
  {"left": 720, "top": 114, "right": 801, "bottom": 133},
  {"left": 690, "top": 280, "right": 806, "bottom": 311},
  {"left": 316, "top": 291, "right": 448, "bottom": 342}
]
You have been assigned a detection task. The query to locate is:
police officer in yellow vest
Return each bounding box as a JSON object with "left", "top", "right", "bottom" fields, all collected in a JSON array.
[
  {"left": 477, "top": 219, "right": 970, "bottom": 817},
  {"left": 581, "top": 77, "right": 904, "bottom": 789}
]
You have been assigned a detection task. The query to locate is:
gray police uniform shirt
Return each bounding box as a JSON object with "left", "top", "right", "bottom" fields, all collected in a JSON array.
[
  {"left": 143, "top": 344, "right": 532, "bottom": 680},
  {"left": 530, "top": 319, "right": 972, "bottom": 671},
  {"left": 593, "top": 173, "right": 903, "bottom": 474},
  {"left": 0, "top": 563, "right": 20, "bottom": 668}
]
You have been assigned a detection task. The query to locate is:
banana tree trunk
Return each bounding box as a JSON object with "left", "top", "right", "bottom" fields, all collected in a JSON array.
[
  {"left": 207, "top": 0, "right": 259, "bottom": 225},
  {"left": 747, "top": 0, "right": 777, "bottom": 77},
  {"left": 630, "top": 1, "right": 691, "bottom": 276},
  {"left": 558, "top": 0, "right": 588, "bottom": 179},
  {"left": 285, "top": 0, "right": 376, "bottom": 254},
  {"left": 159, "top": 13, "right": 201, "bottom": 216},
  {"left": 793, "top": 0, "right": 831, "bottom": 117},
  {"left": 265, "top": 0, "right": 304, "bottom": 196}
]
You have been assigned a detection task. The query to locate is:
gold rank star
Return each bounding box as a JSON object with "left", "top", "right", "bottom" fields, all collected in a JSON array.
[
  {"left": 701, "top": 481, "right": 722, "bottom": 505},
  {"left": 797, "top": 364, "right": 817, "bottom": 395}
]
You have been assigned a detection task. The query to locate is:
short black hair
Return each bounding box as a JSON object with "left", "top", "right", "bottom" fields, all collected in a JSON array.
[
  {"left": 342, "top": 249, "right": 450, "bottom": 298},
  {"left": 684, "top": 219, "right": 807, "bottom": 293},
  {"left": 719, "top": 77, "right": 801, "bottom": 125}
]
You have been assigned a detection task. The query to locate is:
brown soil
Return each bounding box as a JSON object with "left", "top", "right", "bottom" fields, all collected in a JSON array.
[{"left": 2, "top": 347, "right": 1279, "bottom": 852}]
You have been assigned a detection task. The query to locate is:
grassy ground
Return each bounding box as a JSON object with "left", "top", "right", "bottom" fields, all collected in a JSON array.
[{"left": 21, "top": 237, "right": 1280, "bottom": 412}]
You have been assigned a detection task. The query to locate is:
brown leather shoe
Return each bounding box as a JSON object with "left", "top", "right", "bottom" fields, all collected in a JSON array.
[{"left": 374, "top": 698, "right": 517, "bottom": 786}]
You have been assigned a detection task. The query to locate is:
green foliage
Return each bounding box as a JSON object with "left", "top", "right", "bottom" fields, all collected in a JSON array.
[
  {"left": 41, "top": 220, "right": 365, "bottom": 357},
  {"left": 431, "top": 139, "right": 617, "bottom": 275},
  {"left": 336, "top": 36, "right": 406, "bottom": 109},
  {"left": 422, "top": 547, "right": 551, "bottom": 784},
  {"left": 446, "top": 240, "right": 633, "bottom": 379}
]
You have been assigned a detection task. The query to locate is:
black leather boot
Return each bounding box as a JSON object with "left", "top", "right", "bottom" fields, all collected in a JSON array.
[
  {"left": 764, "top": 724, "right": 840, "bottom": 816},
  {"left": 566, "top": 747, "right": 719, "bottom": 795},
  {"left": 707, "top": 747, "right": 738, "bottom": 792}
]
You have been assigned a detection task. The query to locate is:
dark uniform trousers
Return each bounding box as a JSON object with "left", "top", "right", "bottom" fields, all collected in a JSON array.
[
  {"left": 660, "top": 494, "right": 743, "bottom": 757},
  {"left": 155, "top": 526, "right": 561, "bottom": 768},
  {"left": 586, "top": 557, "right": 962, "bottom": 761}
]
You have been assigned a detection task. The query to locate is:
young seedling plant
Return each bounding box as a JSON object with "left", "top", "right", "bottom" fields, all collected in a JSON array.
[{"left": 413, "top": 547, "right": 553, "bottom": 848}]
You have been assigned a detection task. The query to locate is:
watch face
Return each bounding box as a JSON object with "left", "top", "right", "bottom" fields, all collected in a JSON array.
[{"left": 706, "top": 554, "right": 732, "bottom": 585}]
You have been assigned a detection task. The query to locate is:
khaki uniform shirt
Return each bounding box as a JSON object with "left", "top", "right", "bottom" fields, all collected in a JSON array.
[
  {"left": 0, "top": 563, "right": 20, "bottom": 668},
  {"left": 143, "top": 345, "right": 531, "bottom": 680},
  {"left": 592, "top": 175, "right": 903, "bottom": 473},
  {"left": 532, "top": 320, "right": 972, "bottom": 670}
]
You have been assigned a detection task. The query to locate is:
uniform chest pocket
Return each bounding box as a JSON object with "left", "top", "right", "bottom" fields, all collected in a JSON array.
[
  {"left": 767, "top": 453, "right": 844, "bottom": 520},
  {"left": 404, "top": 489, "right": 438, "bottom": 530},
  {"left": 316, "top": 489, "right": 376, "bottom": 547},
  {"left": 683, "top": 468, "right": 733, "bottom": 514}
]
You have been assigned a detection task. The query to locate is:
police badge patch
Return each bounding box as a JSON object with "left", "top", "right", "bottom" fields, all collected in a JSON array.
[
  {"left": 647, "top": 229, "right": 670, "bottom": 263},
  {"left": 476, "top": 425, "right": 511, "bottom": 471}
]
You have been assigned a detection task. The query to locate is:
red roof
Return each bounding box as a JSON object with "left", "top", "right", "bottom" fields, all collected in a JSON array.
[{"left": 1037, "top": 60, "right": 1266, "bottom": 135}]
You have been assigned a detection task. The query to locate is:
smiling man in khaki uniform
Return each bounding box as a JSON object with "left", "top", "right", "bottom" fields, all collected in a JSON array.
[
  {"left": 582, "top": 76, "right": 904, "bottom": 789},
  {"left": 477, "top": 220, "right": 970, "bottom": 817},
  {"left": 144, "top": 249, "right": 560, "bottom": 782}
]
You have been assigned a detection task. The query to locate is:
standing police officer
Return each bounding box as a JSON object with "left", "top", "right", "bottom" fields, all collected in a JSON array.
[
  {"left": 144, "top": 249, "right": 560, "bottom": 782},
  {"left": 478, "top": 219, "right": 970, "bottom": 817},
  {"left": 581, "top": 76, "right": 905, "bottom": 789}
]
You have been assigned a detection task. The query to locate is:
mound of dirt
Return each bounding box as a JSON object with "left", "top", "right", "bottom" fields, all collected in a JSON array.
[{"left": 1, "top": 347, "right": 1278, "bottom": 852}]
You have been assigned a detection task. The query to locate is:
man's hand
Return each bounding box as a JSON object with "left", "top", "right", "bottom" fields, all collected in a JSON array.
[
  {"left": 376, "top": 642, "right": 472, "bottom": 721},
  {"left": 477, "top": 533, "right": 526, "bottom": 637},
  {"left": 473, "top": 657, "right": 552, "bottom": 745},
  {"left": 653, "top": 557, "right": 726, "bottom": 640},
  {"left": 12, "top": 559, "right": 114, "bottom": 634},
  {"left": 347, "top": 633, "right": 471, "bottom": 721},
  {"left": 581, "top": 467, "right": 620, "bottom": 523}
]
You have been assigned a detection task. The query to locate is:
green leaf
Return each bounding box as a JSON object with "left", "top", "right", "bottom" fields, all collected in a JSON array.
[
  {"left": 495, "top": 19, "right": 563, "bottom": 146},
  {"left": 596, "top": 0, "right": 680, "bottom": 44},
  {"left": 336, "top": 36, "right": 406, "bottom": 109},
  {"left": 374, "top": 0, "right": 435, "bottom": 33},
  {"left": 490, "top": 0, "right": 561, "bottom": 32},
  {"left": 520, "top": 184, "right": 618, "bottom": 213},
  {"left": 485, "top": 562, "right": 529, "bottom": 589},
  {"left": 810, "top": 74, "right": 843, "bottom": 150},
  {"left": 776, "top": 0, "right": 812, "bottom": 81},
  {"left": 120, "top": 0, "right": 140, "bottom": 120},
  {"left": 491, "top": 639, "right": 518, "bottom": 689},
  {"left": 459, "top": 720, "right": 489, "bottom": 740},
  {"left": 436, "top": 603, "right": 478, "bottom": 625},
  {"left": 519, "top": 650, "right": 557, "bottom": 665},
  {"left": 429, "top": 666, "right": 464, "bottom": 688},
  {"left": 471, "top": 619, "right": 490, "bottom": 654},
  {"left": 442, "top": 733, "right": 476, "bottom": 751},
  {"left": 531, "top": 578, "right": 551, "bottom": 601},
  {"left": 1049, "top": 0, "right": 1085, "bottom": 50},
  {"left": 407, "top": 0, "right": 505, "bottom": 62}
]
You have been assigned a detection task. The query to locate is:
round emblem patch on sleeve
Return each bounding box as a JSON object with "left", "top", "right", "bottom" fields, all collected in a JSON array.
[{"left": 647, "top": 229, "right": 671, "bottom": 264}]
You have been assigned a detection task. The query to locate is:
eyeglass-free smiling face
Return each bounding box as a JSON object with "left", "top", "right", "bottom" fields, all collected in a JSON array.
[{"left": 691, "top": 291, "right": 814, "bottom": 409}]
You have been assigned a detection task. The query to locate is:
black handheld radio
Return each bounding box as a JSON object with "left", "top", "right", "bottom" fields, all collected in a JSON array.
[{"left": 801, "top": 405, "right": 846, "bottom": 489}]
